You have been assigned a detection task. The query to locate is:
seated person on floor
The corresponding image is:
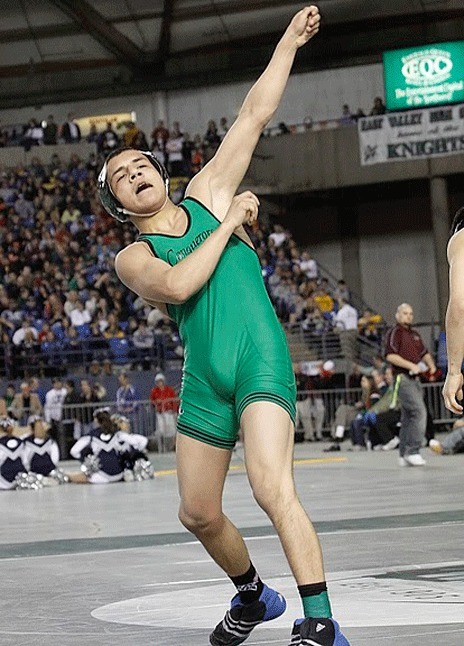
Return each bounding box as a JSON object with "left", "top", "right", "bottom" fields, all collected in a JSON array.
[
  {"left": 349, "top": 374, "right": 381, "bottom": 450},
  {"left": 429, "top": 418, "right": 464, "bottom": 455},
  {"left": 0, "top": 417, "right": 28, "bottom": 490},
  {"left": 362, "top": 367, "right": 401, "bottom": 451},
  {"left": 111, "top": 413, "right": 154, "bottom": 481},
  {"left": 69, "top": 408, "right": 125, "bottom": 484},
  {"left": 325, "top": 372, "right": 373, "bottom": 450},
  {"left": 22, "top": 415, "right": 69, "bottom": 484}
]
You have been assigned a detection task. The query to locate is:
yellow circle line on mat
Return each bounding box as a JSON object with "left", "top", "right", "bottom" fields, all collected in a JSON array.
[{"left": 154, "top": 456, "right": 347, "bottom": 477}]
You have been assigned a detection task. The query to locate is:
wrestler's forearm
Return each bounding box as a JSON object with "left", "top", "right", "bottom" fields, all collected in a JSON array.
[
  {"left": 240, "top": 32, "right": 298, "bottom": 124},
  {"left": 445, "top": 299, "right": 464, "bottom": 374},
  {"left": 168, "top": 219, "right": 236, "bottom": 302}
]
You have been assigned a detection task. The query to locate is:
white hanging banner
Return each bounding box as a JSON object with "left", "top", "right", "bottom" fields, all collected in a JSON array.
[{"left": 358, "top": 103, "right": 464, "bottom": 165}]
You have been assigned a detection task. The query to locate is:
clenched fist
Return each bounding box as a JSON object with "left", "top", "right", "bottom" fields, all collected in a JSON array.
[
  {"left": 224, "top": 191, "right": 260, "bottom": 229},
  {"left": 286, "top": 6, "right": 321, "bottom": 49}
]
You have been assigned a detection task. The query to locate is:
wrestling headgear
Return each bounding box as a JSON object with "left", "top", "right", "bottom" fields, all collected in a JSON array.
[{"left": 97, "top": 149, "right": 170, "bottom": 222}]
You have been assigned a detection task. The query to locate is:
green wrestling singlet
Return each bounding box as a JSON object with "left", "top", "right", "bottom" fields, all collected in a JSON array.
[{"left": 138, "top": 196, "right": 296, "bottom": 449}]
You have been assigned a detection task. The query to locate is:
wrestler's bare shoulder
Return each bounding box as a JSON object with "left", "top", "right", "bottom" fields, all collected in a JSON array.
[{"left": 448, "top": 228, "right": 464, "bottom": 261}]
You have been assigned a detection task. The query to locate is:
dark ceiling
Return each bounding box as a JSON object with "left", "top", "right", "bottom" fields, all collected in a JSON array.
[{"left": 0, "top": 0, "right": 462, "bottom": 108}]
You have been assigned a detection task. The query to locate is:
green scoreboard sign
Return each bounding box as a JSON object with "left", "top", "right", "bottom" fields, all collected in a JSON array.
[{"left": 383, "top": 41, "right": 464, "bottom": 110}]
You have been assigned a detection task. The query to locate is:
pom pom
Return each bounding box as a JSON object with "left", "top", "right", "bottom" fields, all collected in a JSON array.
[
  {"left": 14, "top": 472, "right": 44, "bottom": 490},
  {"left": 49, "top": 468, "right": 70, "bottom": 485},
  {"left": 132, "top": 458, "right": 155, "bottom": 481},
  {"left": 81, "top": 454, "right": 101, "bottom": 476}
]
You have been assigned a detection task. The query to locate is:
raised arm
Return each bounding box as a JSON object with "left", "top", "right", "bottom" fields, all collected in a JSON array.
[
  {"left": 443, "top": 230, "right": 464, "bottom": 413},
  {"left": 187, "top": 6, "right": 321, "bottom": 216},
  {"left": 116, "top": 192, "right": 260, "bottom": 304}
]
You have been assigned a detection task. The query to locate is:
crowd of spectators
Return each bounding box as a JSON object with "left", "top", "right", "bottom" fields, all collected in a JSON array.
[
  {"left": 0, "top": 93, "right": 387, "bottom": 158},
  {"left": 0, "top": 150, "right": 186, "bottom": 378},
  {"left": 0, "top": 131, "right": 383, "bottom": 379},
  {"left": 252, "top": 221, "right": 384, "bottom": 347},
  {"left": 0, "top": 113, "right": 232, "bottom": 181},
  {"left": 337, "top": 97, "right": 387, "bottom": 127}
]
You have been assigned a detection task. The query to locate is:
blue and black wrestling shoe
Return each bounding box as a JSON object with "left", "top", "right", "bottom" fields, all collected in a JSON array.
[
  {"left": 289, "top": 617, "right": 350, "bottom": 645},
  {"left": 209, "top": 584, "right": 286, "bottom": 645}
]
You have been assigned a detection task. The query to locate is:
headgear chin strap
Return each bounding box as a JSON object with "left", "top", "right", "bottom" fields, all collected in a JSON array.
[{"left": 97, "top": 150, "right": 170, "bottom": 222}]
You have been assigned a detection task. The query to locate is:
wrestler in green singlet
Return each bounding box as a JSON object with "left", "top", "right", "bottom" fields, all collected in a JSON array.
[
  {"left": 139, "top": 196, "right": 296, "bottom": 450},
  {"left": 97, "top": 9, "right": 352, "bottom": 646}
]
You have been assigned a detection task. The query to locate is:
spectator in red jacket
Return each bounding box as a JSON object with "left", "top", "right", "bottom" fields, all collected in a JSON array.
[{"left": 150, "top": 373, "right": 178, "bottom": 451}]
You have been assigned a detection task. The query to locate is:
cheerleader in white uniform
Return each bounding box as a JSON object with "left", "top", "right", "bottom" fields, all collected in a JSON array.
[
  {"left": 22, "top": 416, "right": 68, "bottom": 484},
  {"left": 69, "top": 408, "right": 124, "bottom": 484},
  {"left": 111, "top": 414, "right": 154, "bottom": 481},
  {"left": 0, "top": 417, "right": 27, "bottom": 490}
]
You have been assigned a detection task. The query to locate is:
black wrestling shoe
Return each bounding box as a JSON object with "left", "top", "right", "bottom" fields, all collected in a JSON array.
[
  {"left": 289, "top": 617, "right": 350, "bottom": 645},
  {"left": 210, "top": 584, "right": 286, "bottom": 645}
]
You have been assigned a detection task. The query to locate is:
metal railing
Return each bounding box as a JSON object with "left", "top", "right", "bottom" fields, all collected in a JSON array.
[
  {"left": 285, "top": 323, "right": 383, "bottom": 367},
  {"left": 58, "top": 398, "right": 179, "bottom": 458},
  {"left": 296, "top": 381, "right": 453, "bottom": 436},
  {"left": 8, "top": 382, "right": 453, "bottom": 459},
  {"left": 0, "top": 337, "right": 170, "bottom": 379}
]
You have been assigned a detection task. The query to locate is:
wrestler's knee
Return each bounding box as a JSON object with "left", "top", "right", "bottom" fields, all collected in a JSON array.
[
  {"left": 178, "top": 500, "right": 224, "bottom": 536},
  {"left": 250, "top": 472, "right": 296, "bottom": 518}
]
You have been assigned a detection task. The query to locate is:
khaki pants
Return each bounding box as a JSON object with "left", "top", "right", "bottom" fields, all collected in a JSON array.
[
  {"left": 155, "top": 412, "right": 177, "bottom": 452},
  {"left": 296, "top": 397, "right": 325, "bottom": 440}
]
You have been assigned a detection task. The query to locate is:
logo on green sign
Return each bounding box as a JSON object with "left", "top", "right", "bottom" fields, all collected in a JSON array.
[
  {"left": 383, "top": 40, "right": 464, "bottom": 110},
  {"left": 401, "top": 49, "right": 453, "bottom": 87}
]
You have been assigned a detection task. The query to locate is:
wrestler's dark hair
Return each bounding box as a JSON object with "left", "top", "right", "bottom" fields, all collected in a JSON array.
[{"left": 450, "top": 207, "right": 464, "bottom": 236}]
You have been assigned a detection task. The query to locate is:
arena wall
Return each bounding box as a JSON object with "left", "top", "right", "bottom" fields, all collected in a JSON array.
[{"left": 0, "top": 63, "right": 383, "bottom": 136}]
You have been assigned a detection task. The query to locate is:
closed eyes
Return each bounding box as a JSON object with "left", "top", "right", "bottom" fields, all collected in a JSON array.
[{"left": 116, "top": 164, "right": 148, "bottom": 183}]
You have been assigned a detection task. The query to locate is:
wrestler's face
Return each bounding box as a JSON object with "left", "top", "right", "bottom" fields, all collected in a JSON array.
[{"left": 107, "top": 150, "right": 166, "bottom": 217}]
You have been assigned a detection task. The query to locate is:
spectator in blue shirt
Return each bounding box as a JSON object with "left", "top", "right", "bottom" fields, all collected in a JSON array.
[{"left": 116, "top": 372, "right": 138, "bottom": 417}]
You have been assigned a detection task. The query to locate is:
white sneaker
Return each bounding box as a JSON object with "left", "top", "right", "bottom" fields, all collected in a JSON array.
[
  {"left": 404, "top": 453, "right": 426, "bottom": 467},
  {"left": 382, "top": 436, "right": 400, "bottom": 451},
  {"left": 398, "top": 457, "right": 407, "bottom": 467}
]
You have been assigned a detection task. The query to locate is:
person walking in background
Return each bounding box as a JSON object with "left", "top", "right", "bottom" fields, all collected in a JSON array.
[
  {"left": 43, "top": 115, "right": 58, "bottom": 145},
  {"left": 78, "top": 379, "right": 98, "bottom": 436},
  {"left": 385, "top": 303, "right": 436, "bottom": 467},
  {"left": 63, "top": 379, "right": 82, "bottom": 440}
]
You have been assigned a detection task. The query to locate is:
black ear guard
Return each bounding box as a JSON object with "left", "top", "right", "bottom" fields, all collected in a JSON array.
[{"left": 97, "top": 150, "right": 170, "bottom": 222}]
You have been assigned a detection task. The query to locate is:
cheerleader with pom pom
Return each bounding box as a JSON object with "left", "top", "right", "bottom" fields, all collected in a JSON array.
[
  {"left": 23, "top": 416, "right": 69, "bottom": 485},
  {"left": 69, "top": 408, "right": 124, "bottom": 484},
  {"left": 111, "top": 414, "right": 155, "bottom": 481},
  {"left": 0, "top": 417, "right": 28, "bottom": 490}
]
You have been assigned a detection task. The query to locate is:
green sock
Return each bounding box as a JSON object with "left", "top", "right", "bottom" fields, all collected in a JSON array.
[{"left": 298, "top": 582, "right": 332, "bottom": 618}]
